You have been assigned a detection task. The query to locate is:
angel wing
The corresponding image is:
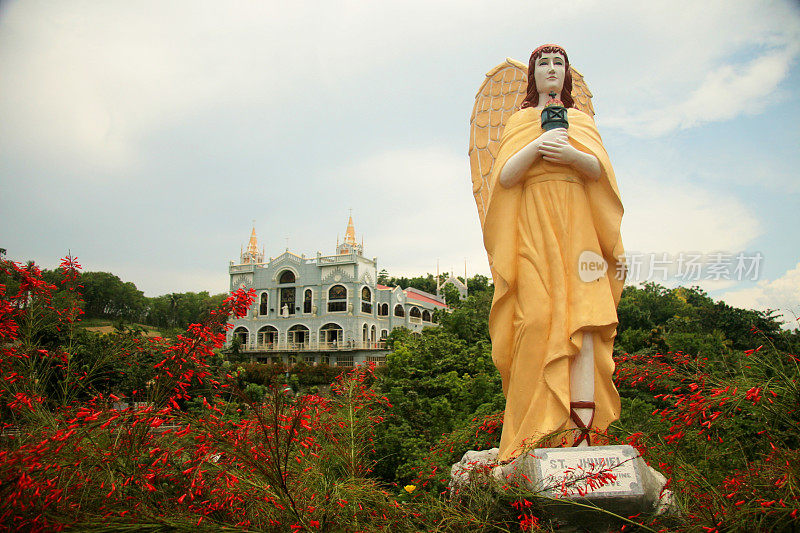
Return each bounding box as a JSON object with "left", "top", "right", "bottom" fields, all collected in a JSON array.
[
  {"left": 469, "top": 59, "right": 594, "bottom": 229},
  {"left": 468, "top": 58, "right": 527, "bottom": 229},
  {"left": 570, "top": 67, "right": 594, "bottom": 116}
]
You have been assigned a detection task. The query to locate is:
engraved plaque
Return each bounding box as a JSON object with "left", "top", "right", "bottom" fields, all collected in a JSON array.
[{"left": 530, "top": 445, "right": 643, "bottom": 499}]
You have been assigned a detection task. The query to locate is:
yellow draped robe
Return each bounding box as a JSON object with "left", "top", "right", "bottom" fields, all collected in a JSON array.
[{"left": 483, "top": 107, "right": 625, "bottom": 461}]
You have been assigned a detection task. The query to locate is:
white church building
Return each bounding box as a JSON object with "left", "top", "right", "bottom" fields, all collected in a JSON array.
[{"left": 227, "top": 216, "right": 448, "bottom": 366}]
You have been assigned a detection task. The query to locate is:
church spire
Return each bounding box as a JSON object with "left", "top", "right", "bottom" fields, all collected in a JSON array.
[
  {"left": 240, "top": 225, "right": 264, "bottom": 264},
  {"left": 337, "top": 211, "right": 363, "bottom": 256},
  {"left": 344, "top": 214, "right": 357, "bottom": 245},
  {"left": 247, "top": 227, "right": 259, "bottom": 256}
]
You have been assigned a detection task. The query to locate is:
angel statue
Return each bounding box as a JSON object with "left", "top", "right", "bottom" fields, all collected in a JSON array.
[{"left": 469, "top": 44, "right": 625, "bottom": 462}]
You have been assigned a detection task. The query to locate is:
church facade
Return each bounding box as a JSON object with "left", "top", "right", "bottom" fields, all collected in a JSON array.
[{"left": 227, "top": 217, "right": 447, "bottom": 366}]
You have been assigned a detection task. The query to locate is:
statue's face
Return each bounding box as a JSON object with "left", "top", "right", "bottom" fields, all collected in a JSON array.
[{"left": 532, "top": 51, "right": 566, "bottom": 96}]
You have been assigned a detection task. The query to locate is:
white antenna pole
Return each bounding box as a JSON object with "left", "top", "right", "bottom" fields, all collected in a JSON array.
[{"left": 436, "top": 259, "right": 440, "bottom": 296}]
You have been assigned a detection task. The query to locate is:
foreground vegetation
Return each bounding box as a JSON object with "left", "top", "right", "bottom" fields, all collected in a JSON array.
[{"left": 1, "top": 255, "right": 798, "bottom": 531}]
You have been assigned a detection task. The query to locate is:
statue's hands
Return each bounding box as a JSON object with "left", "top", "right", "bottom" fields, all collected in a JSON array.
[
  {"left": 538, "top": 129, "right": 581, "bottom": 165},
  {"left": 538, "top": 129, "right": 602, "bottom": 181},
  {"left": 500, "top": 128, "right": 594, "bottom": 189},
  {"left": 537, "top": 127, "right": 568, "bottom": 146}
]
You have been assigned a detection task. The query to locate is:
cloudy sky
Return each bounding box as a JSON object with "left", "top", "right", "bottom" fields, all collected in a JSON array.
[{"left": 1, "top": 1, "right": 798, "bottom": 327}]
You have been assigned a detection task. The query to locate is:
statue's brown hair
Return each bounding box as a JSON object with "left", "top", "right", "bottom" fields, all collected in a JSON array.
[{"left": 520, "top": 45, "right": 574, "bottom": 109}]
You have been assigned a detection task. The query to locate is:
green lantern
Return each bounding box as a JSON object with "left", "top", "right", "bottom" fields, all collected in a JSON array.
[{"left": 541, "top": 91, "right": 569, "bottom": 131}]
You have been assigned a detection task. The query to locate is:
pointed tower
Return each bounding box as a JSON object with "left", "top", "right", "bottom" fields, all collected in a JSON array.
[
  {"left": 337, "top": 213, "right": 363, "bottom": 255},
  {"left": 344, "top": 215, "right": 357, "bottom": 246},
  {"left": 240, "top": 226, "right": 265, "bottom": 264}
]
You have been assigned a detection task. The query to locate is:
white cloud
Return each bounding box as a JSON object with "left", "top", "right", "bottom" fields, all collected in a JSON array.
[
  {"left": 620, "top": 174, "right": 762, "bottom": 256},
  {"left": 330, "top": 147, "right": 490, "bottom": 277},
  {"left": 589, "top": 1, "right": 800, "bottom": 136},
  {"left": 723, "top": 261, "right": 800, "bottom": 330},
  {"left": 619, "top": 169, "right": 764, "bottom": 291},
  {"left": 2, "top": 0, "right": 797, "bottom": 174},
  {"left": 0, "top": 2, "right": 332, "bottom": 173},
  {"left": 0, "top": 0, "right": 552, "bottom": 175},
  {"left": 605, "top": 47, "right": 796, "bottom": 136}
]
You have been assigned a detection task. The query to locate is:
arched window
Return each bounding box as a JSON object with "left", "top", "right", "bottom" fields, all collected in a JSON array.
[
  {"left": 280, "top": 287, "right": 295, "bottom": 315},
  {"left": 380, "top": 329, "right": 388, "bottom": 340},
  {"left": 410, "top": 306, "right": 421, "bottom": 323},
  {"left": 303, "top": 289, "right": 313, "bottom": 314},
  {"left": 394, "top": 304, "right": 405, "bottom": 317},
  {"left": 361, "top": 286, "right": 372, "bottom": 313},
  {"left": 288, "top": 324, "right": 309, "bottom": 349},
  {"left": 422, "top": 310, "right": 431, "bottom": 322},
  {"left": 279, "top": 270, "right": 295, "bottom": 284},
  {"left": 370, "top": 325, "right": 376, "bottom": 343},
  {"left": 233, "top": 326, "right": 249, "bottom": 347},
  {"left": 257, "top": 325, "right": 278, "bottom": 348},
  {"left": 259, "top": 293, "right": 269, "bottom": 315},
  {"left": 377, "top": 303, "right": 389, "bottom": 316},
  {"left": 328, "top": 285, "right": 347, "bottom": 312},
  {"left": 320, "top": 323, "right": 343, "bottom": 349},
  {"left": 362, "top": 323, "right": 369, "bottom": 344}
]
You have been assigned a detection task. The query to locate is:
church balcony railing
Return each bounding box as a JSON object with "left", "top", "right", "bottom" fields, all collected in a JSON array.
[
  {"left": 359, "top": 341, "right": 385, "bottom": 350},
  {"left": 241, "top": 340, "right": 386, "bottom": 352},
  {"left": 230, "top": 264, "right": 255, "bottom": 273},
  {"left": 287, "top": 341, "right": 310, "bottom": 350},
  {"left": 317, "top": 253, "right": 357, "bottom": 265},
  {"left": 318, "top": 341, "right": 339, "bottom": 351},
  {"left": 254, "top": 342, "right": 277, "bottom": 351}
]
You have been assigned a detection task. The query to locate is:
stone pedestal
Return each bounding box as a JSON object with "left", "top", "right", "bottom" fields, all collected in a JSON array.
[{"left": 450, "top": 445, "right": 675, "bottom": 530}]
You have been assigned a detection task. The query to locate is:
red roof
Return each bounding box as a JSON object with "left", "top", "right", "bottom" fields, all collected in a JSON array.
[
  {"left": 376, "top": 284, "right": 394, "bottom": 290},
  {"left": 406, "top": 290, "right": 448, "bottom": 308}
]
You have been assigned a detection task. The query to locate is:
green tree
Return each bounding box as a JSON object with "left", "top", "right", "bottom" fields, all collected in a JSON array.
[
  {"left": 435, "top": 289, "right": 493, "bottom": 344},
  {"left": 374, "top": 326, "right": 502, "bottom": 482},
  {"left": 441, "top": 283, "right": 462, "bottom": 308},
  {"left": 143, "top": 291, "right": 226, "bottom": 331},
  {"left": 167, "top": 292, "right": 183, "bottom": 327},
  {"left": 467, "top": 273, "right": 490, "bottom": 294},
  {"left": 615, "top": 282, "right": 787, "bottom": 356},
  {"left": 377, "top": 268, "right": 389, "bottom": 285},
  {"left": 383, "top": 273, "right": 438, "bottom": 295},
  {"left": 80, "top": 271, "right": 145, "bottom": 322},
  {"left": 374, "top": 288, "right": 500, "bottom": 483}
]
